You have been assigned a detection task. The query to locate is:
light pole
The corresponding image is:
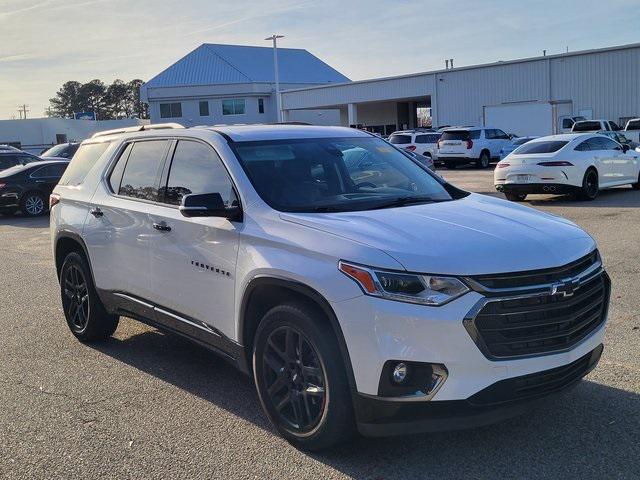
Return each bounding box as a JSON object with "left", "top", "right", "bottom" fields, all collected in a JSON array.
[{"left": 265, "top": 34, "right": 284, "bottom": 122}]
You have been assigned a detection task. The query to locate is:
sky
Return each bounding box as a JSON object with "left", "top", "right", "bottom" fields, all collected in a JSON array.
[{"left": 0, "top": 0, "right": 639, "bottom": 119}]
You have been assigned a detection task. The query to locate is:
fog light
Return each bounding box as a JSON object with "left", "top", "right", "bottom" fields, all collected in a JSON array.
[{"left": 392, "top": 363, "right": 408, "bottom": 383}]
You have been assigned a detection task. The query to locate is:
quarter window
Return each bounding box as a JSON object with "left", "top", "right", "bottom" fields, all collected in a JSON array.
[
  {"left": 108, "top": 143, "right": 132, "bottom": 192},
  {"left": 222, "top": 99, "right": 246, "bottom": 116},
  {"left": 163, "top": 140, "right": 237, "bottom": 206},
  {"left": 118, "top": 140, "right": 169, "bottom": 201},
  {"left": 199, "top": 101, "right": 209, "bottom": 116},
  {"left": 58, "top": 142, "right": 110, "bottom": 186},
  {"left": 160, "top": 103, "right": 182, "bottom": 119}
]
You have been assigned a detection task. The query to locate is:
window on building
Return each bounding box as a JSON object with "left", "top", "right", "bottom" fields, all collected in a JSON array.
[
  {"left": 199, "top": 101, "right": 209, "bottom": 117},
  {"left": 160, "top": 103, "right": 182, "bottom": 119},
  {"left": 118, "top": 140, "right": 169, "bottom": 201},
  {"left": 222, "top": 99, "right": 246, "bottom": 116},
  {"left": 162, "top": 140, "right": 237, "bottom": 206},
  {"left": 258, "top": 98, "right": 265, "bottom": 114}
]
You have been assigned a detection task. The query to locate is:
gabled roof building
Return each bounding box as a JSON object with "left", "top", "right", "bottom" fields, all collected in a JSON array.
[{"left": 141, "top": 44, "right": 350, "bottom": 125}]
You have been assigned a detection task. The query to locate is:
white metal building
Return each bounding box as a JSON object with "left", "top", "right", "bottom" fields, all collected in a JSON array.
[
  {"left": 141, "top": 44, "right": 350, "bottom": 126},
  {"left": 0, "top": 118, "right": 148, "bottom": 154},
  {"left": 280, "top": 42, "right": 640, "bottom": 136}
]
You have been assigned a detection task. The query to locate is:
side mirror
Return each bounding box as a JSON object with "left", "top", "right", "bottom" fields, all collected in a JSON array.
[
  {"left": 622, "top": 144, "right": 630, "bottom": 153},
  {"left": 179, "top": 192, "right": 241, "bottom": 220}
]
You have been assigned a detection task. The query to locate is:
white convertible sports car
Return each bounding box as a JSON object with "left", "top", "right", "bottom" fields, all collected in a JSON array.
[{"left": 495, "top": 133, "right": 640, "bottom": 201}]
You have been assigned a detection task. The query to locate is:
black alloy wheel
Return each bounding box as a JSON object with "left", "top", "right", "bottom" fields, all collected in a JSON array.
[
  {"left": 62, "top": 263, "right": 90, "bottom": 333},
  {"left": 60, "top": 252, "right": 119, "bottom": 341},
  {"left": 579, "top": 169, "right": 599, "bottom": 200},
  {"left": 262, "top": 325, "right": 327, "bottom": 433}
]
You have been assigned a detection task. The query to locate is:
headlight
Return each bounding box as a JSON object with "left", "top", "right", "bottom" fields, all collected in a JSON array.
[{"left": 339, "top": 261, "right": 469, "bottom": 306}]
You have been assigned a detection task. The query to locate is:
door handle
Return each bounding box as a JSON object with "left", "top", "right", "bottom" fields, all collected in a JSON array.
[
  {"left": 153, "top": 221, "right": 171, "bottom": 232},
  {"left": 90, "top": 207, "right": 103, "bottom": 218}
]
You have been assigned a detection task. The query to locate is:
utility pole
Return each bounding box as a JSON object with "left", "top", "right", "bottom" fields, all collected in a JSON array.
[
  {"left": 265, "top": 34, "right": 284, "bottom": 123},
  {"left": 17, "top": 104, "right": 30, "bottom": 119}
]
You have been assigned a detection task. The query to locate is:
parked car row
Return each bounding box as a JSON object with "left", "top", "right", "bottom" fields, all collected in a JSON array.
[{"left": 0, "top": 144, "right": 71, "bottom": 216}]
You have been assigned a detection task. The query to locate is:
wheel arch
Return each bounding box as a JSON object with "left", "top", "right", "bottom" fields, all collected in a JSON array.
[
  {"left": 54, "top": 232, "right": 92, "bottom": 281},
  {"left": 239, "top": 276, "right": 357, "bottom": 392}
]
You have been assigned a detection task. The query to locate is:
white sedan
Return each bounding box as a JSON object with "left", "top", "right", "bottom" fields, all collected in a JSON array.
[{"left": 494, "top": 133, "right": 640, "bottom": 201}]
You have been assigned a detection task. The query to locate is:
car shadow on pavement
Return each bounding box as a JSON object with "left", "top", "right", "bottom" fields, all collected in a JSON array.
[
  {"left": 0, "top": 212, "right": 50, "bottom": 228},
  {"left": 92, "top": 323, "right": 639, "bottom": 479},
  {"left": 524, "top": 187, "right": 640, "bottom": 209}
]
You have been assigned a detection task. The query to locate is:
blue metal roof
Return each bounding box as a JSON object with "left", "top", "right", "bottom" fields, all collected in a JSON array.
[{"left": 145, "top": 44, "right": 350, "bottom": 88}]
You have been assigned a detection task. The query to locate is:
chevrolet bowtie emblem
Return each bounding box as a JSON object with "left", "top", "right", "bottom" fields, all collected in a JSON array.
[{"left": 550, "top": 278, "right": 580, "bottom": 297}]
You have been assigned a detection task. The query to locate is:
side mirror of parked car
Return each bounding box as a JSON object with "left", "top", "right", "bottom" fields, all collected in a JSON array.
[{"left": 179, "top": 192, "right": 241, "bottom": 220}]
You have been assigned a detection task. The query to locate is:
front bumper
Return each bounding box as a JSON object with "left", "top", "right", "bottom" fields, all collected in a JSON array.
[{"left": 355, "top": 344, "right": 603, "bottom": 436}]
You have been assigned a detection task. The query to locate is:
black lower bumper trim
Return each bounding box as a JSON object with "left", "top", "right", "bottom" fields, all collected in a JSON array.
[
  {"left": 355, "top": 344, "right": 603, "bottom": 437},
  {"left": 495, "top": 183, "right": 578, "bottom": 195}
]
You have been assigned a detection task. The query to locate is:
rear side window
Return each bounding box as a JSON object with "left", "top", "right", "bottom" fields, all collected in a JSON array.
[
  {"left": 388, "top": 134, "right": 412, "bottom": 145},
  {"left": 627, "top": 120, "right": 640, "bottom": 130},
  {"left": 31, "top": 164, "right": 67, "bottom": 178},
  {"left": 162, "top": 140, "right": 236, "bottom": 206},
  {"left": 118, "top": 140, "right": 169, "bottom": 201},
  {"left": 415, "top": 134, "right": 439, "bottom": 144},
  {"left": 0, "top": 155, "right": 20, "bottom": 170},
  {"left": 514, "top": 141, "right": 568, "bottom": 154},
  {"left": 58, "top": 142, "right": 110, "bottom": 186}
]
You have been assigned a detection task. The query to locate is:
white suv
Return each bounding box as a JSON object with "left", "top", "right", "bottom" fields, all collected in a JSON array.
[
  {"left": 51, "top": 124, "right": 610, "bottom": 450},
  {"left": 437, "top": 127, "right": 511, "bottom": 168},
  {"left": 388, "top": 130, "right": 441, "bottom": 161}
]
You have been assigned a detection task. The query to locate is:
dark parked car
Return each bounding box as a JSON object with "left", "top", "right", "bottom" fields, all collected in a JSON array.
[
  {"left": 40, "top": 142, "right": 80, "bottom": 160},
  {"left": 0, "top": 151, "right": 41, "bottom": 171},
  {"left": 0, "top": 160, "right": 68, "bottom": 216}
]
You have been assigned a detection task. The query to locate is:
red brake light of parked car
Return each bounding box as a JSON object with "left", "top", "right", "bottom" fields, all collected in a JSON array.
[
  {"left": 496, "top": 163, "right": 510, "bottom": 168},
  {"left": 537, "top": 161, "right": 574, "bottom": 166},
  {"left": 404, "top": 145, "right": 417, "bottom": 152},
  {"left": 49, "top": 193, "right": 60, "bottom": 209},
  {"left": 466, "top": 139, "right": 473, "bottom": 149}
]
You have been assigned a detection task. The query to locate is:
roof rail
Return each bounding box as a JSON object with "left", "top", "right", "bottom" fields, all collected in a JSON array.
[{"left": 91, "top": 123, "right": 184, "bottom": 139}]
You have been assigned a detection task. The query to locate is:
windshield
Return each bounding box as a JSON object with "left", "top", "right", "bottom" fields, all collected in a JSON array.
[
  {"left": 232, "top": 137, "right": 454, "bottom": 213},
  {"left": 41, "top": 143, "right": 78, "bottom": 158},
  {"left": 513, "top": 140, "right": 569, "bottom": 154}
]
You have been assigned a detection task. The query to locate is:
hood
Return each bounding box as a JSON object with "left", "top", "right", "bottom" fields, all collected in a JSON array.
[{"left": 280, "top": 194, "right": 595, "bottom": 275}]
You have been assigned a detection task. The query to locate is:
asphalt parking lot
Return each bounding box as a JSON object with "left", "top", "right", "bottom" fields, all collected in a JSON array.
[{"left": 1, "top": 168, "right": 639, "bottom": 480}]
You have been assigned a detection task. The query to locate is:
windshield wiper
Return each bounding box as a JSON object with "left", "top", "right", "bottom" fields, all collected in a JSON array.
[{"left": 370, "top": 195, "right": 437, "bottom": 210}]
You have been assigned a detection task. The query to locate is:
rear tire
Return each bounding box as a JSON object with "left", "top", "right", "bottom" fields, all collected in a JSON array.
[
  {"left": 20, "top": 192, "right": 47, "bottom": 216},
  {"left": 577, "top": 169, "right": 599, "bottom": 200},
  {"left": 476, "top": 151, "right": 490, "bottom": 169},
  {"left": 253, "top": 303, "right": 354, "bottom": 451},
  {"left": 60, "top": 252, "right": 119, "bottom": 342},
  {"left": 505, "top": 192, "right": 527, "bottom": 202}
]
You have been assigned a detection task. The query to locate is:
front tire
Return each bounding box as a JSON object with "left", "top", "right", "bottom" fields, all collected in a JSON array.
[
  {"left": 60, "top": 252, "right": 119, "bottom": 342},
  {"left": 577, "top": 169, "right": 599, "bottom": 200},
  {"left": 253, "top": 303, "right": 354, "bottom": 451},
  {"left": 505, "top": 192, "right": 527, "bottom": 202}
]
